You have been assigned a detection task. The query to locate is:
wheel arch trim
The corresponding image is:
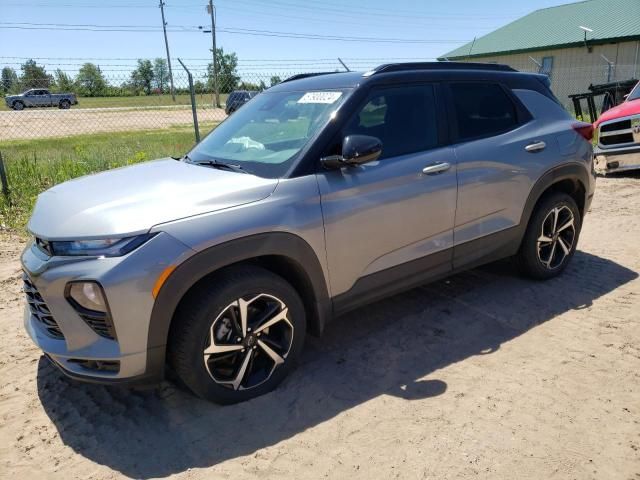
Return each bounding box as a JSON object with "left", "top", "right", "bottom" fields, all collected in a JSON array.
[
  {"left": 520, "top": 162, "right": 590, "bottom": 231},
  {"left": 145, "top": 232, "right": 331, "bottom": 378}
]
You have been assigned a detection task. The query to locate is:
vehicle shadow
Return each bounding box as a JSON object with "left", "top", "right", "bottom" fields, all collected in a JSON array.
[{"left": 36, "top": 250, "right": 637, "bottom": 478}]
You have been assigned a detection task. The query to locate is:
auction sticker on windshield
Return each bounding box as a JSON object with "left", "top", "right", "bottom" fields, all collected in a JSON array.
[{"left": 297, "top": 91, "right": 342, "bottom": 104}]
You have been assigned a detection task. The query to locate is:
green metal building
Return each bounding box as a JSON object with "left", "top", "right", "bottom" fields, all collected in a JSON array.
[{"left": 439, "top": 0, "right": 640, "bottom": 107}]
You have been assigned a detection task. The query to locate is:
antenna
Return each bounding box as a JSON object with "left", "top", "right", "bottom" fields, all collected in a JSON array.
[
  {"left": 467, "top": 37, "right": 477, "bottom": 60},
  {"left": 529, "top": 56, "right": 542, "bottom": 68},
  {"left": 337, "top": 58, "right": 350, "bottom": 72},
  {"left": 580, "top": 25, "right": 594, "bottom": 52}
]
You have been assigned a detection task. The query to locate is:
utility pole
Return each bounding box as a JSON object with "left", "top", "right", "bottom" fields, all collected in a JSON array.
[
  {"left": 159, "top": 0, "right": 176, "bottom": 101},
  {"left": 207, "top": 0, "right": 220, "bottom": 108}
]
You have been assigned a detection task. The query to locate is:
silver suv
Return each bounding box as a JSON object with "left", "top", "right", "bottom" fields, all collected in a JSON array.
[{"left": 22, "top": 63, "right": 595, "bottom": 404}]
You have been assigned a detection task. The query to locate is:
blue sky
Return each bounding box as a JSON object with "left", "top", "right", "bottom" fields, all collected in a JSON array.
[{"left": 0, "top": 0, "right": 572, "bottom": 77}]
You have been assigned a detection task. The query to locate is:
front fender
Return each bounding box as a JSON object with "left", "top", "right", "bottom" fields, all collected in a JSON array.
[{"left": 145, "top": 232, "right": 332, "bottom": 377}]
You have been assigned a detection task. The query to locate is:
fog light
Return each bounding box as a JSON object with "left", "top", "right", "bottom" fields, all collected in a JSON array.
[{"left": 68, "top": 282, "right": 107, "bottom": 312}]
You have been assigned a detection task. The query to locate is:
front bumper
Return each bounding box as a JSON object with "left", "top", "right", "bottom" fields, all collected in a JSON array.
[
  {"left": 21, "top": 232, "right": 193, "bottom": 385},
  {"left": 594, "top": 145, "right": 640, "bottom": 174}
]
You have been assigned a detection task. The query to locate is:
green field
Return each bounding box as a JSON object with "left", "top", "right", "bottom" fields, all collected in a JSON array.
[
  {"left": 0, "top": 126, "right": 216, "bottom": 230},
  {"left": 0, "top": 93, "right": 230, "bottom": 111}
]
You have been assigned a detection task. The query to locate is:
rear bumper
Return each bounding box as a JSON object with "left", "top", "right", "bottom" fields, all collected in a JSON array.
[{"left": 594, "top": 145, "right": 640, "bottom": 174}]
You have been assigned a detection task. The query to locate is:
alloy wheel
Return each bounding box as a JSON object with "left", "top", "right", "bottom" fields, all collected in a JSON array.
[
  {"left": 203, "top": 293, "right": 294, "bottom": 391},
  {"left": 536, "top": 205, "right": 576, "bottom": 270}
]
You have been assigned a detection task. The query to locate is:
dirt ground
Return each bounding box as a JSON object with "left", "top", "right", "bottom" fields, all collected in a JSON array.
[
  {"left": 0, "top": 106, "right": 227, "bottom": 140},
  {"left": 0, "top": 175, "right": 638, "bottom": 480}
]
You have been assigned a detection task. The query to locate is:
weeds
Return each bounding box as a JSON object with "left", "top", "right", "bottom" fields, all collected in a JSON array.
[{"left": 0, "top": 127, "right": 210, "bottom": 231}]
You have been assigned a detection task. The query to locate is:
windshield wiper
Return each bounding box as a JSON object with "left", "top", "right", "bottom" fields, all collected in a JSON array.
[{"left": 193, "top": 159, "right": 249, "bottom": 174}]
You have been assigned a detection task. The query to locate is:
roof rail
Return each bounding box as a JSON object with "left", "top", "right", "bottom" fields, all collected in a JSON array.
[
  {"left": 282, "top": 72, "right": 338, "bottom": 83},
  {"left": 365, "top": 62, "right": 517, "bottom": 76}
]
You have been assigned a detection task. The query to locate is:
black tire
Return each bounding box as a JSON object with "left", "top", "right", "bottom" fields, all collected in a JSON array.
[
  {"left": 59, "top": 100, "right": 71, "bottom": 109},
  {"left": 515, "top": 192, "right": 581, "bottom": 280},
  {"left": 12, "top": 101, "right": 24, "bottom": 111},
  {"left": 168, "top": 265, "right": 306, "bottom": 404}
]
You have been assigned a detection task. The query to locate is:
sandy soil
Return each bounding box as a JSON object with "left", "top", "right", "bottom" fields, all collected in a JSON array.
[
  {"left": 0, "top": 107, "right": 227, "bottom": 140},
  {"left": 0, "top": 175, "right": 638, "bottom": 480}
]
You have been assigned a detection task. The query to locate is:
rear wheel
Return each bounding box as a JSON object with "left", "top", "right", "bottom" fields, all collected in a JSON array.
[
  {"left": 12, "top": 101, "right": 24, "bottom": 111},
  {"left": 168, "top": 266, "right": 306, "bottom": 404},
  {"left": 515, "top": 192, "right": 581, "bottom": 280}
]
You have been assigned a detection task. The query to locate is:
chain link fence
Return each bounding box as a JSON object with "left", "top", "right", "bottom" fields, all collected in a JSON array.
[
  {"left": 0, "top": 70, "right": 307, "bottom": 141},
  {"left": 1, "top": 59, "right": 638, "bottom": 142}
]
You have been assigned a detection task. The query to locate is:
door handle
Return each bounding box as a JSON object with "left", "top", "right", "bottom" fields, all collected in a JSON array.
[
  {"left": 422, "top": 162, "right": 451, "bottom": 175},
  {"left": 525, "top": 141, "right": 546, "bottom": 153}
]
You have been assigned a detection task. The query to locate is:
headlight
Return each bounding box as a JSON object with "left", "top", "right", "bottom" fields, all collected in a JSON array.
[{"left": 49, "top": 233, "right": 156, "bottom": 257}]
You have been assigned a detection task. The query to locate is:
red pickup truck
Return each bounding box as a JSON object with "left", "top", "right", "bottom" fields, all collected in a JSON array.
[{"left": 593, "top": 80, "right": 640, "bottom": 174}]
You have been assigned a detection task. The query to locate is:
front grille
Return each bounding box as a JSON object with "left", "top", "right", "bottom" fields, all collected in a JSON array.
[
  {"left": 598, "top": 116, "right": 638, "bottom": 148},
  {"left": 67, "top": 358, "right": 120, "bottom": 373},
  {"left": 600, "top": 119, "right": 631, "bottom": 133},
  {"left": 23, "top": 272, "right": 64, "bottom": 339},
  {"left": 601, "top": 132, "right": 634, "bottom": 146}
]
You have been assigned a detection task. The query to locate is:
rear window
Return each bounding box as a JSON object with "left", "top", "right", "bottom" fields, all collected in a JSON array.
[{"left": 449, "top": 83, "right": 518, "bottom": 141}]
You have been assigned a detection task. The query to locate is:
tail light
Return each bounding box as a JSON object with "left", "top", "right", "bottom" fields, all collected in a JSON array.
[{"left": 573, "top": 122, "right": 594, "bottom": 141}]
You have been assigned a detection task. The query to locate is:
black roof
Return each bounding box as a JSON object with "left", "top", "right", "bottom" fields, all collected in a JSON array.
[{"left": 268, "top": 62, "right": 530, "bottom": 92}]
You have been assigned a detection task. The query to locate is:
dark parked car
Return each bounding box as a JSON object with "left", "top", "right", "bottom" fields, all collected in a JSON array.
[{"left": 225, "top": 90, "right": 258, "bottom": 115}]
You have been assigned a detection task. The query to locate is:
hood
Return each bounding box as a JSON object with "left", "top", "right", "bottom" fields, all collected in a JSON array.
[
  {"left": 28, "top": 158, "right": 278, "bottom": 240},
  {"left": 594, "top": 99, "right": 640, "bottom": 127}
]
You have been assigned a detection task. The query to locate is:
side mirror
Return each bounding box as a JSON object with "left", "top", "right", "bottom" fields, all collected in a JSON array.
[{"left": 321, "top": 135, "right": 383, "bottom": 169}]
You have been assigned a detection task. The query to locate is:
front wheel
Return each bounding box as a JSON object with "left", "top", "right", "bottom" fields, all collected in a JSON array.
[
  {"left": 168, "top": 266, "right": 306, "bottom": 404},
  {"left": 515, "top": 192, "right": 581, "bottom": 280},
  {"left": 12, "top": 101, "right": 24, "bottom": 111},
  {"left": 59, "top": 100, "right": 71, "bottom": 109}
]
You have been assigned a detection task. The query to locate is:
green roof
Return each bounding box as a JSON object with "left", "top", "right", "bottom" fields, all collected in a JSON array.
[{"left": 440, "top": 0, "right": 640, "bottom": 60}]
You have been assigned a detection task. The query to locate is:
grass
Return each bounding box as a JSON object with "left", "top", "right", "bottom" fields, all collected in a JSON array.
[
  {"left": 0, "top": 93, "right": 230, "bottom": 111},
  {"left": 0, "top": 126, "right": 216, "bottom": 230}
]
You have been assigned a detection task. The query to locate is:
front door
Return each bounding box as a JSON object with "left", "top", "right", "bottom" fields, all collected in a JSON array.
[{"left": 316, "top": 84, "right": 457, "bottom": 306}]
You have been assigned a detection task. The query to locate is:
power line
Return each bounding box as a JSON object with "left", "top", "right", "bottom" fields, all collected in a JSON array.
[
  {"left": 0, "top": 23, "right": 470, "bottom": 43},
  {"left": 4, "top": 0, "right": 527, "bottom": 20},
  {"left": 0, "top": 56, "right": 435, "bottom": 62}
]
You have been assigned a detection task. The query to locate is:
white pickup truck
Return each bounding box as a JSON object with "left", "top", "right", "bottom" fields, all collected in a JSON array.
[{"left": 4, "top": 88, "right": 78, "bottom": 110}]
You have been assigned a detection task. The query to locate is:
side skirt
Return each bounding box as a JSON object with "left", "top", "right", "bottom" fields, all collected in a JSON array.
[{"left": 332, "top": 225, "right": 523, "bottom": 317}]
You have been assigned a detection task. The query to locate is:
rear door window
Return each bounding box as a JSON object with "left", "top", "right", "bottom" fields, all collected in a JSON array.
[
  {"left": 344, "top": 84, "right": 439, "bottom": 159},
  {"left": 449, "top": 83, "right": 519, "bottom": 141}
]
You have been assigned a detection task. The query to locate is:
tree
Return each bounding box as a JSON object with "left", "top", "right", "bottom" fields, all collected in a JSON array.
[
  {"left": 131, "top": 59, "right": 154, "bottom": 95},
  {"left": 194, "top": 80, "right": 206, "bottom": 94},
  {"left": 153, "top": 58, "right": 169, "bottom": 93},
  {"left": 53, "top": 69, "right": 74, "bottom": 92},
  {"left": 207, "top": 48, "right": 239, "bottom": 94},
  {"left": 20, "top": 59, "right": 51, "bottom": 89},
  {"left": 1, "top": 67, "right": 18, "bottom": 94},
  {"left": 269, "top": 75, "right": 282, "bottom": 87},
  {"left": 75, "top": 63, "right": 107, "bottom": 96},
  {"left": 258, "top": 80, "right": 267, "bottom": 91},
  {"left": 238, "top": 81, "right": 260, "bottom": 91}
]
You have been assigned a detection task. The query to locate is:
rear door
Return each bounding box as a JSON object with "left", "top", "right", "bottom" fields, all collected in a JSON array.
[
  {"left": 317, "top": 83, "right": 457, "bottom": 301},
  {"left": 446, "top": 81, "right": 560, "bottom": 267}
]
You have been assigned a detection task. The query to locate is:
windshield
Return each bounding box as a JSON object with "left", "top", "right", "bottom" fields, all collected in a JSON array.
[
  {"left": 627, "top": 81, "right": 640, "bottom": 102},
  {"left": 188, "top": 89, "right": 349, "bottom": 178}
]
